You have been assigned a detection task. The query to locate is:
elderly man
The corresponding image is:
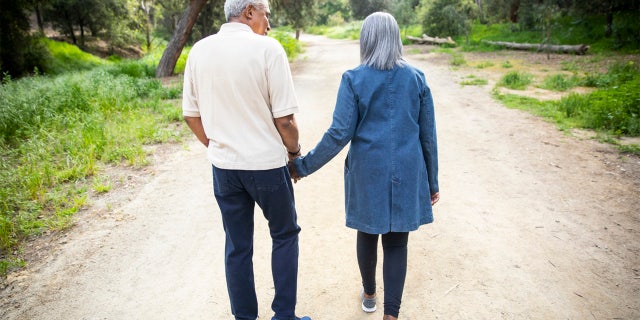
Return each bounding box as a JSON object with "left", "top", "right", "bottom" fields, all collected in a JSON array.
[{"left": 181, "top": 1, "right": 310, "bottom": 319}]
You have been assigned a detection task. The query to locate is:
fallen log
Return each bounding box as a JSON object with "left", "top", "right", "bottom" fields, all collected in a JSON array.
[
  {"left": 407, "top": 34, "right": 457, "bottom": 46},
  {"left": 482, "top": 40, "right": 589, "bottom": 55}
]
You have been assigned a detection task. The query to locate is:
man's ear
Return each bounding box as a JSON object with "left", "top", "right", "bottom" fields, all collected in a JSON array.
[{"left": 244, "top": 4, "right": 255, "bottom": 19}]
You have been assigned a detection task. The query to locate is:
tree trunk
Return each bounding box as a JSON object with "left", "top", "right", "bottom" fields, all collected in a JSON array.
[
  {"left": 64, "top": 12, "right": 77, "bottom": 45},
  {"left": 482, "top": 40, "right": 589, "bottom": 55},
  {"left": 475, "top": 0, "right": 484, "bottom": 23},
  {"left": 605, "top": 12, "right": 613, "bottom": 38},
  {"left": 509, "top": 0, "right": 520, "bottom": 23},
  {"left": 155, "top": 0, "right": 208, "bottom": 78},
  {"left": 295, "top": 28, "right": 300, "bottom": 40},
  {"left": 35, "top": 5, "right": 44, "bottom": 33}
]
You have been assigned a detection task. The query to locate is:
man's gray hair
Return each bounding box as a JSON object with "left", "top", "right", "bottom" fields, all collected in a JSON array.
[
  {"left": 224, "top": 0, "right": 269, "bottom": 21},
  {"left": 360, "top": 12, "right": 405, "bottom": 70}
]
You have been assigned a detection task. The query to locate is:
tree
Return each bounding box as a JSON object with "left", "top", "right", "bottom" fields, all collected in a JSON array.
[
  {"left": 349, "top": 0, "right": 390, "bottom": 20},
  {"left": 0, "top": 0, "right": 48, "bottom": 77},
  {"left": 43, "top": 0, "right": 127, "bottom": 47},
  {"left": 422, "top": 0, "right": 477, "bottom": 39},
  {"left": 315, "top": 0, "right": 351, "bottom": 25},
  {"left": 190, "top": 0, "right": 226, "bottom": 41},
  {"left": 128, "top": 0, "right": 159, "bottom": 51},
  {"left": 390, "top": 0, "right": 421, "bottom": 26},
  {"left": 272, "top": 0, "right": 316, "bottom": 39},
  {"left": 155, "top": 0, "right": 208, "bottom": 77},
  {"left": 570, "top": 0, "right": 640, "bottom": 39}
]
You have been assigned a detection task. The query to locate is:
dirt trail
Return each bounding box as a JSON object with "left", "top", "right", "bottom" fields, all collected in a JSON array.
[{"left": 1, "top": 35, "right": 639, "bottom": 320}]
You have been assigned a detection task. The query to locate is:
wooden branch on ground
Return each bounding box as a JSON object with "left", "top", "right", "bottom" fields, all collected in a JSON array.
[
  {"left": 482, "top": 40, "right": 590, "bottom": 55},
  {"left": 407, "top": 34, "right": 457, "bottom": 46}
]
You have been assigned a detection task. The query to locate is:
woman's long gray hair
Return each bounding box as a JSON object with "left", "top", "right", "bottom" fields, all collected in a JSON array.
[
  {"left": 224, "top": 0, "right": 268, "bottom": 21},
  {"left": 360, "top": 12, "right": 404, "bottom": 70}
]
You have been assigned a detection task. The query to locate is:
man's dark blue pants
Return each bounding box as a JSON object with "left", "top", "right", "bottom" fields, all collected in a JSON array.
[{"left": 212, "top": 166, "right": 301, "bottom": 320}]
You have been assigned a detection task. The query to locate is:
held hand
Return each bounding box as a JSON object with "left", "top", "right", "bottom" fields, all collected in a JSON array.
[
  {"left": 430, "top": 192, "right": 440, "bottom": 206},
  {"left": 287, "top": 160, "right": 302, "bottom": 183}
]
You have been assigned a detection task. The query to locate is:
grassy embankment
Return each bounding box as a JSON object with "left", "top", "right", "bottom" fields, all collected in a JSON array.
[
  {"left": 0, "top": 32, "right": 303, "bottom": 275},
  {"left": 462, "top": 23, "right": 640, "bottom": 152},
  {"left": 308, "top": 20, "right": 640, "bottom": 154}
]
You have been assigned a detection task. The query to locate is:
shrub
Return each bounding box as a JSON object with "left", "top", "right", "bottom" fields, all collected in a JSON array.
[{"left": 270, "top": 30, "right": 303, "bottom": 60}]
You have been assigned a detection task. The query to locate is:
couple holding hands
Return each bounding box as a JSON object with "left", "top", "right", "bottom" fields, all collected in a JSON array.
[{"left": 182, "top": 1, "right": 438, "bottom": 319}]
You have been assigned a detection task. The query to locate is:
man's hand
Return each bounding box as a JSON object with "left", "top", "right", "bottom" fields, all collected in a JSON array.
[
  {"left": 183, "top": 116, "right": 209, "bottom": 147},
  {"left": 287, "top": 160, "right": 302, "bottom": 183}
]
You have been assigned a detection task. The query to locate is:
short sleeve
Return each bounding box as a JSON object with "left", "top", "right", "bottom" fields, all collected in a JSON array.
[
  {"left": 266, "top": 41, "right": 299, "bottom": 118},
  {"left": 182, "top": 53, "right": 201, "bottom": 117}
]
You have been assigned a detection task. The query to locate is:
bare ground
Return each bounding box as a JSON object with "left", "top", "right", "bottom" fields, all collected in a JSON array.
[{"left": 1, "top": 35, "right": 639, "bottom": 320}]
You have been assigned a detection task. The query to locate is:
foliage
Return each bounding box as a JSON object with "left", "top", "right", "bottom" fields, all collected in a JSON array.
[
  {"left": 44, "top": 39, "right": 106, "bottom": 74},
  {"left": 421, "top": 0, "right": 477, "bottom": 38},
  {"left": 270, "top": 30, "right": 303, "bottom": 60},
  {"left": 42, "top": 0, "right": 128, "bottom": 47},
  {"left": 498, "top": 71, "right": 533, "bottom": 90},
  {"left": 390, "top": 0, "right": 421, "bottom": 26},
  {"left": 314, "top": 0, "right": 351, "bottom": 25},
  {"left": 272, "top": 0, "right": 317, "bottom": 36},
  {"left": 349, "top": 0, "right": 390, "bottom": 19},
  {"left": 494, "top": 60, "right": 640, "bottom": 138},
  {"left": 557, "top": 66, "right": 640, "bottom": 136},
  {"left": 306, "top": 21, "right": 363, "bottom": 40},
  {"left": 539, "top": 73, "right": 579, "bottom": 92},
  {"left": 0, "top": 0, "right": 50, "bottom": 77},
  {"left": 189, "top": 0, "right": 226, "bottom": 42},
  {"left": 0, "top": 61, "right": 186, "bottom": 274}
]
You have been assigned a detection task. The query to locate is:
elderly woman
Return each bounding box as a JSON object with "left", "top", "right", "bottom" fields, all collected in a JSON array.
[{"left": 290, "top": 12, "right": 439, "bottom": 320}]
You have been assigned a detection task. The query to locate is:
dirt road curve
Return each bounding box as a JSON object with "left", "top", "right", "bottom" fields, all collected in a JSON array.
[{"left": 1, "top": 35, "right": 639, "bottom": 320}]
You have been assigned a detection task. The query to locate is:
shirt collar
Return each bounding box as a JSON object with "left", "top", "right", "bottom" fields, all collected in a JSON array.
[{"left": 220, "top": 22, "right": 253, "bottom": 33}]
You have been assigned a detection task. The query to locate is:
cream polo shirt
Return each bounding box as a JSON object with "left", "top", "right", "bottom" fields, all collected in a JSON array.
[{"left": 182, "top": 22, "right": 299, "bottom": 170}]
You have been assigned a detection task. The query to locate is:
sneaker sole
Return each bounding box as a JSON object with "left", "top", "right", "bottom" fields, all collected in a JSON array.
[{"left": 362, "top": 303, "right": 377, "bottom": 313}]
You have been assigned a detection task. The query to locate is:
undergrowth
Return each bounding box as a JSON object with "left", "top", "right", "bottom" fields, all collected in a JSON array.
[
  {"left": 0, "top": 61, "right": 186, "bottom": 276},
  {"left": 493, "top": 61, "right": 640, "bottom": 149}
]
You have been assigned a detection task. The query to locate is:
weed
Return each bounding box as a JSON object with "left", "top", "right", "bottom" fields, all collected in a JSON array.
[
  {"left": 461, "top": 75, "right": 488, "bottom": 86},
  {"left": 502, "top": 60, "right": 513, "bottom": 68},
  {"left": 498, "top": 71, "right": 533, "bottom": 90},
  {"left": 540, "top": 74, "right": 579, "bottom": 91},
  {"left": 475, "top": 61, "right": 495, "bottom": 69},
  {"left": 450, "top": 52, "right": 466, "bottom": 66},
  {"left": 0, "top": 64, "right": 189, "bottom": 271}
]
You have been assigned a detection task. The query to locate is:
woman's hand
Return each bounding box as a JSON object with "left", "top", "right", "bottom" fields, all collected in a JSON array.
[{"left": 430, "top": 192, "right": 440, "bottom": 206}]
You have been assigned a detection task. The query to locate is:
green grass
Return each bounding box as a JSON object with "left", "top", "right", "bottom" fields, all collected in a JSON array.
[
  {"left": 0, "top": 29, "right": 305, "bottom": 276},
  {"left": 0, "top": 62, "right": 187, "bottom": 275},
  {"left": 493, "top": 60, "right": 640, "bottom": 147},
  {"left": 498, "top": 71, "right": 533, "bottom": 90},
  {"left": 475, "top": 61, "right": 495, "bottom": 69},
  {"left": 539, "top": 73, "right": 579, "bottom": 91},
  {"left": 450, "top": 52, "right": 466, "bottom": 66},
  {"left": 461, "top": 75, "right": 488, "bottom": 86},
  {"left": 44, "top": 39, "right": 106, "bottom": 74},
  {"left": 460, "top": 16, "right": 639, "bottom": 54}
]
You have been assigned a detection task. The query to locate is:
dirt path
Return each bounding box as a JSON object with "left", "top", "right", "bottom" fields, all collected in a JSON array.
[{"left": 2, "top": 35, "right": 639, "bottom": 320}]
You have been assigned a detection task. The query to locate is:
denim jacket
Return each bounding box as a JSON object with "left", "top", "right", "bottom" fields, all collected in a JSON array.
[{"left": 294, "top": 63, "right": 438, "bottom": 234}]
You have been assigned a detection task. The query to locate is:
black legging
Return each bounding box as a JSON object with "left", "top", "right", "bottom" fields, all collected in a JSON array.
[{"left": 357, "top": 231, "right": 409, "bottom": 318}]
